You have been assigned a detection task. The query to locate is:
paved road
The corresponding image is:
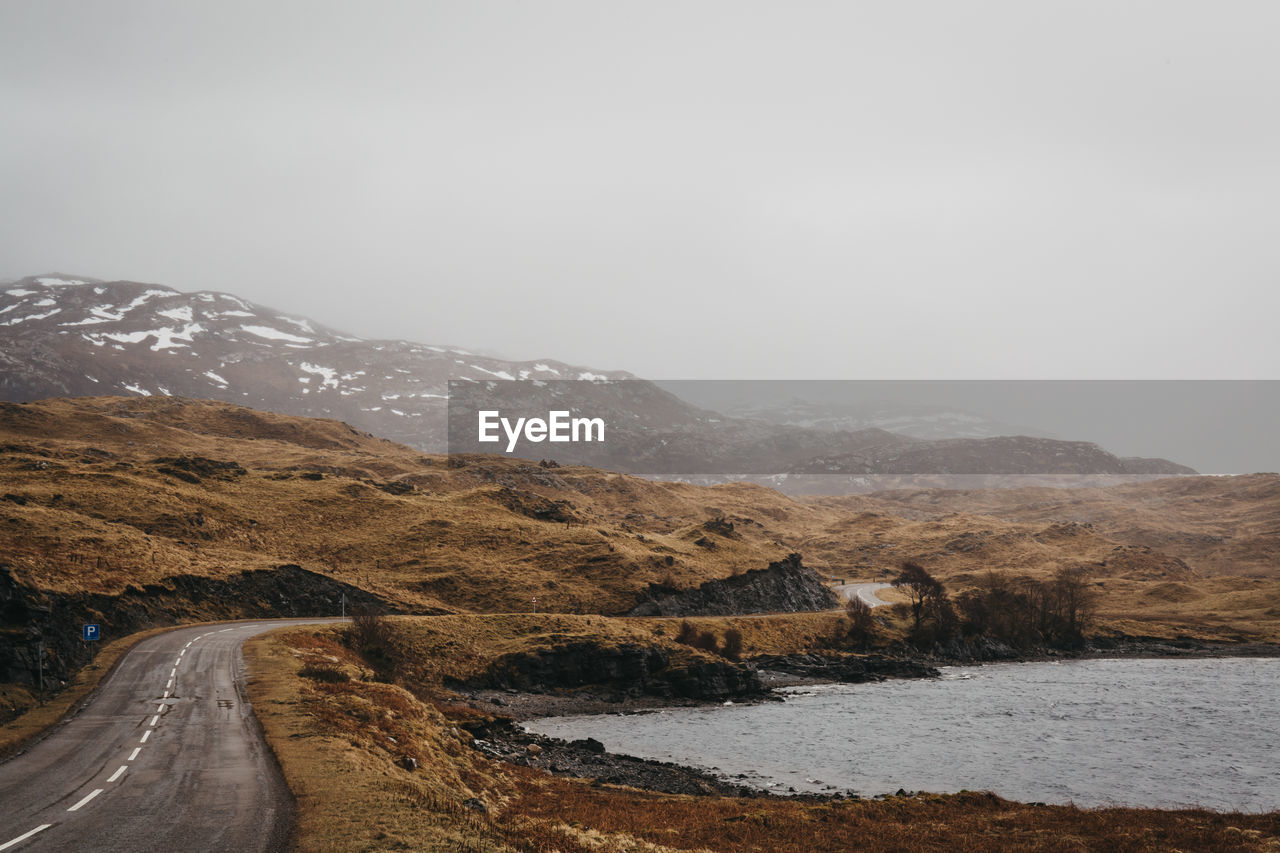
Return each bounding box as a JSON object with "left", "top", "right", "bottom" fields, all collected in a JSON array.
[
  {"left": 0, "top": 618, "right": 336, "bottom": 853},
  {"left": 833, "top": 582, "right": 894, "bottom": 608}
]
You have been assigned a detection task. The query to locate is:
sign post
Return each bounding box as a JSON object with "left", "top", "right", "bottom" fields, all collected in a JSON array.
[{"left": 83, "top": 623, "right": 100, "bottom": 663}]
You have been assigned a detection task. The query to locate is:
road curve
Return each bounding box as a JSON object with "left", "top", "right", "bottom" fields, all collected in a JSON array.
[
  {"left": 833, "top": 582, "right": 894, "bottom": 608},
  {"left": 0, "top": 618, "right": 337, "bottom": 853}
]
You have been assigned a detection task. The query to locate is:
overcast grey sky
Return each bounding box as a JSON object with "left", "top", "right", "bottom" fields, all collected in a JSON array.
[{"left": 2, "top": 1, "right": 1277, "bottom": 379}]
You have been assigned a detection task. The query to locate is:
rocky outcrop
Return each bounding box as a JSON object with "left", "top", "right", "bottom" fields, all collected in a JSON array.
[
  {"left": 469, "top": 640, "right": 764, "bottom": 701},
  {"left": 0, "top": 564, "right": 391, "bottom": 691},
  {"left": 465, "top": 716, "right": 761, "bottom": 797},
  {"left": 750, "top": 652, "right": 939, "bottom": 683},
  {"left": 628, "top": 553, "right": 839, "bottom": 617}
]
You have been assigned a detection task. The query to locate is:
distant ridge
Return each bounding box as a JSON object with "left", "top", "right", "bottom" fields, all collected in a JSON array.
[{"left": 0, "top": 274, "right": 1195, "bottom": 484}]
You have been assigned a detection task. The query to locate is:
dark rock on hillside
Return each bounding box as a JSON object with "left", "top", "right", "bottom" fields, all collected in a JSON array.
[
  {"left": 0, "top": 563, "right": 392, "bottom": 693},
  {"left": 151, "top": 454, "right": 246, "bottom": 484},
  {"left": 490, "top": 486, "right": 582, "bottom": 524},
  {"left": 628, "top": 553, "right": 839, "bottom": 617},
  {"left": 469, "top": 640, "right": 763, "bottom": 702},
  {"left": 750, "top": 652, "right": 940, "bottom": 683}
]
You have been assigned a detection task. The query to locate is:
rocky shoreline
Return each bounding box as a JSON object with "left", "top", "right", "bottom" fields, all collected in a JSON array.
[{"left": 454, "top": 638, "right": 1280, "bottom": 798}]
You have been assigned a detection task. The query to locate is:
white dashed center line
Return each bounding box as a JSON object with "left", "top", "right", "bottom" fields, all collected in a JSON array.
[
  {"left": 67, "top": 788, "right": 103, "bottom": 811},
  {"left": 0, "top": 824, "right": 52, "bottom": 850},
  {"left": 5, "top": 626, "right": 274, "bottom": 847}
]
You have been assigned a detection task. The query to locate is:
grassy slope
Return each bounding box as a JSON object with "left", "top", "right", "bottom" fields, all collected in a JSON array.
[{"left": 4, "top": 396, "right": 1278, "bottom": 640}]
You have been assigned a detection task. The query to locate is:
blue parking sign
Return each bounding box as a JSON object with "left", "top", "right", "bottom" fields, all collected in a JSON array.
[{"left": 83, "top": 624, "right": 100, "bottom": 641}]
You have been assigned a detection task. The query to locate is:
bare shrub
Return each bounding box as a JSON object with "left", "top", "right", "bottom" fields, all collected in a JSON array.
[
  {"left": 721, "top": 628, "right": 744, "bottom": 661},
  {"left": 844, "top": 596, "right": 877, "bottom": 649},
  {"left": 350, "top": 604, "right": 392, "bottom": 651},
  {"left": 693, "top": 630, "right": 720, "bottom": 654}
]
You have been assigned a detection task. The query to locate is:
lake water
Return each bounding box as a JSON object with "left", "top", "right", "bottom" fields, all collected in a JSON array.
[{"left": 526, "top": 657, "right": 1280, "bottom": 811}]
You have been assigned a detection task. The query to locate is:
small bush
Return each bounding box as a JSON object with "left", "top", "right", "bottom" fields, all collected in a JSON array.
[
  {"left": 299, "top": 664, "right": 349, "bottom": 683},
  {"left": 350, "top": 604, "right": 392, "bottom": 651},
  {"left": 693, "top": 630, "right": 720, "bottom": 653},
  {"left": 721, "top": 628, "right": 743, "bottom": 661},
  {"left": 844, "top": 597, "right": 877, "bottom": 649}
]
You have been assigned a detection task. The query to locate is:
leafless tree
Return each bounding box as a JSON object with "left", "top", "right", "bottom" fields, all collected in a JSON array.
[
  {"left": 844, "top": 596, "right": 877, "bottom": 648},
  {"left": 893, "top": 561, "right": 944, "bottom": 634}
]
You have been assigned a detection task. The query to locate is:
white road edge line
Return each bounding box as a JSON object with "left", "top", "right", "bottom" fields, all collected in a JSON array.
[
  {"left": 129, "top": 747, "right": 142, "bottom": 761},
  {"left": 108, "top": 765, "right": 128, "bottom": 783},
  {"left": 0, "top": 825, "right": 52, "bottom": 851},
  {"left": 140, "top": 730, "right": 151, "bottom": 744},
  {"left": 68, "top": 788, "right": 103, "bottom": 811}
]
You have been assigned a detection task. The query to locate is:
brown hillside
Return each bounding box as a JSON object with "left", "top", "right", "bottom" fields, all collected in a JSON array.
[
  {"left": 840, "top": 475, "right": 1280, "bottom": 577},
  {"left": 1, "top": 396, "right": 1277, "bottom": 640}
]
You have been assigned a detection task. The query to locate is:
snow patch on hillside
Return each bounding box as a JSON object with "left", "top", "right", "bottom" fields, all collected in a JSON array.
[
  {"left": 241, "top": 325, "right": 314, "bottom": 344},
  {"left": 300, "top": 362, "right": 339, "bottom": 389}
]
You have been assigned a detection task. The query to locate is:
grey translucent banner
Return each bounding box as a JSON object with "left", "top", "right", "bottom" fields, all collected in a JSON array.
[{"left": 447, "top": 379, "right": 1278, "bottom": 479}]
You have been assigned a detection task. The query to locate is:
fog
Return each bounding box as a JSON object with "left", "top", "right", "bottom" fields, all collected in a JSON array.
[{"left": 3, "top": 2, "right": 1278, "bottom": 380}]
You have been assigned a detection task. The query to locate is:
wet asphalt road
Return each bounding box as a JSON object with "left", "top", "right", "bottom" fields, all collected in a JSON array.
[{"left": 0, "top": 619, "right": 336, "bottom": 853}]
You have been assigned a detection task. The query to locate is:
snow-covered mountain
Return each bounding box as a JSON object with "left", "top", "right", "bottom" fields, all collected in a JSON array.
[
  {"left": 0, "top": 274, "right": 628, "bottom": 449},
  {"left": 0, "top": 274, "right": 1196, "bottom": 484}
]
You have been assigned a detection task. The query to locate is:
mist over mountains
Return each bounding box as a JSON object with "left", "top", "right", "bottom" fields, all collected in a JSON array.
[{"left": 0, "top": 274, "right": 1200, "bottom": 486}]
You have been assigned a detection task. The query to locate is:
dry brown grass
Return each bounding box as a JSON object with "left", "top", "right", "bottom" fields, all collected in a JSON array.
[
  {"left": 246, "top": 625, "right": 1280, "bottom": 853},
  {"left": 846, "top": 474, "right": 1280, "bottom": 577},
  {"left": 1, "top": 397, "right": 800, "bottom": 615},
  {"left": 507, "top": 772, "right": 1280, "bottom": 853},
  {"left": 3, "top": 395, "right": 1278, "bottom": 643}
]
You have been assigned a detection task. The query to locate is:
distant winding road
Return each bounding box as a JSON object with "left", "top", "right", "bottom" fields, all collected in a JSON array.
[
  {"left": 0, "top": 618, "right": 335, "bottom": 853},
  {"left": 833, "top": 582, "right": 894, "bottom": 608}
]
